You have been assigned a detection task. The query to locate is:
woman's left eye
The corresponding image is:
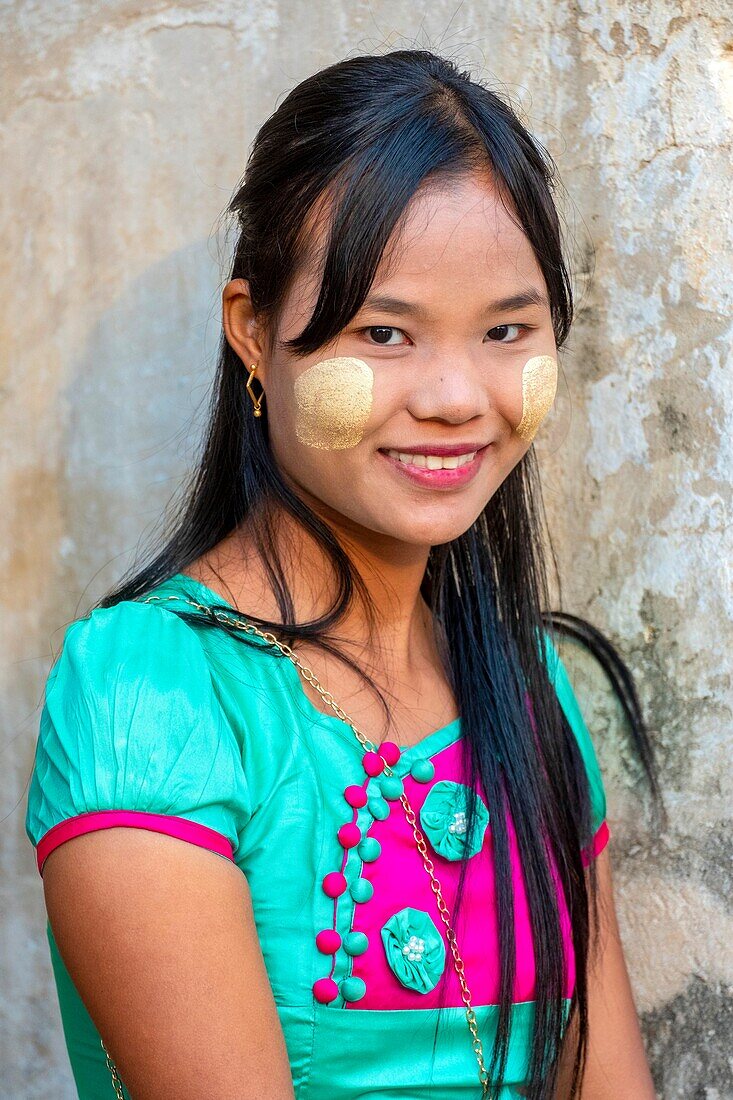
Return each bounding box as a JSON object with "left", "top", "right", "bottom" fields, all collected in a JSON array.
[
  {"left": 485, "top": 324, "right": 527, "bottom": 343},
  {"left": 362, "top": 326, "right": 408, "bottom": 346}
]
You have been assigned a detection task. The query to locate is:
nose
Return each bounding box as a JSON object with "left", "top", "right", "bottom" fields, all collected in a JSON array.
[{"left": 405, "top": 356, "right": 490, "bottom": 424}]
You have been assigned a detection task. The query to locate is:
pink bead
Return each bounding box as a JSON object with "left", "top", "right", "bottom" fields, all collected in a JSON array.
[
  {"left": 337, "top": 823, "right": 361, "bottom": 848},
  {"left": 362, "top": 751, "right": 385, "bottom": 777},
  {"left": 379, "top": 741, "right": 402, "bottom": 766},
  {"left": 344, "top": 784, "right": 368, "bottom": 808},
  {"left": 316, "top": 929, "right": 342, "bottom": 954},
  {"left": 322, "top": 871, "right": 347, "bottom": 898},
  {"left": 313, "top": 977, "right": 339, "bottom": 1004}
]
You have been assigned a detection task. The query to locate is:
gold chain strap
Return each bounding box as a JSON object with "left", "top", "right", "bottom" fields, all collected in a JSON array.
[
  {"left": 100, "top": 592, "right": 492, "bottom": 1097},
  {"left": 101, "top": 1039, "right": 126, "bottom": 1099}
]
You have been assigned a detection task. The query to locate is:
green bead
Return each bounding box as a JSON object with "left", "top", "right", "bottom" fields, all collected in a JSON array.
[
  {"left": 380, "top": 775, "right": 404, "bottom": 801},
  {"left": 343, "top": 931, "right": 369, "bottom": 956},
  {"left": 410, "top": 758, "right": 436, "bottom": 783},
  {"left": 357, "top": 837, "right": 381, "bottom": 862},
  {"left": 350, "top": 878, "right": 374, "bottom": 903},
  {"left": 340, "top": 976, "right": 366, "bottom": 1002},
  {"left": 367, "top": 796, "right": 390, "bottom": 820}
]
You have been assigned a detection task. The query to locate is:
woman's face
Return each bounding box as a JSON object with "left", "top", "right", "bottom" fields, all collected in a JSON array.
[{"left": 226, "top": 172, "right": 558, "bottom": 549}]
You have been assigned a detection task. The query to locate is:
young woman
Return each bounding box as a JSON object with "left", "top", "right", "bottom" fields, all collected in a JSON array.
[{"left": 25, "top": 50, "right": 660, "bottom": 1099}]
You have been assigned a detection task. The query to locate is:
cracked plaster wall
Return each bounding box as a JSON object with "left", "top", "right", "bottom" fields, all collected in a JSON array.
[{"left": 1, "top": 2, "right": 731, "bottom": 1096}]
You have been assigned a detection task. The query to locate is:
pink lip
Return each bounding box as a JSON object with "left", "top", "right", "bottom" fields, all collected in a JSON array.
[{"left": 379, "top": 444, "right": 492, "bottom": 489}]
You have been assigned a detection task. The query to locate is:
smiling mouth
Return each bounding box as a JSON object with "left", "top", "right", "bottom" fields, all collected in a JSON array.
[{"left": 382, "top": 448, "right": 479, "bottom": 470}]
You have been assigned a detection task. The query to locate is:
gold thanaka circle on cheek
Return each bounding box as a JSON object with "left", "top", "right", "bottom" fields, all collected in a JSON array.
[
  {"left": 294, "top": 356, "right": 374, "bottom": 450},
  {"left": 515, "top": 354, "right": 558, "bottom": 442}
]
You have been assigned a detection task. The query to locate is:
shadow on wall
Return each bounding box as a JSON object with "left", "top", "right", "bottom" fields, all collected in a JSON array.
[
  {"left": 59, "top": 237, "right": 227, "bottom": 613},
  {"left": 642, "top": 975, "right": 733, "bottom": 1099}
]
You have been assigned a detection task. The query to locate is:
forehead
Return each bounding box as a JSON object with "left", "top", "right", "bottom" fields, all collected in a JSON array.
[
  {"left": 378, "top": 173, "right": 542, "bottom": 296},
  {"left": 285, "top": 170, "right": 544, "bottom": 331}
]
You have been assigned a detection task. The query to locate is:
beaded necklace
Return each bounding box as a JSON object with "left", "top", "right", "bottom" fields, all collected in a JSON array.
[{"left": 100, "top": 593, "right": 492, "bottom": 1097}]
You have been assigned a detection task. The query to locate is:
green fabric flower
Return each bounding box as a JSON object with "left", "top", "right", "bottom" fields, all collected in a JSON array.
[
  {"left": 419, "top": 780, "right": 490, "bottom": 861},
  {"left": 380, "top": 907, "right": 446, "bottom": 994}
]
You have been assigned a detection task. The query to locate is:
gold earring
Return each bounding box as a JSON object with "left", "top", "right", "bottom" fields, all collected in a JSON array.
[{"left": 246, "top": 362, "right": 264, "bottom": 418}]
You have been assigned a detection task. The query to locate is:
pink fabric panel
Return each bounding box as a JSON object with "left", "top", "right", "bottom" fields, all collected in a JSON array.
[
  {"left": 347, "top": 741, "right": 607, "bottom": 1010},
  {"left": 35, "top": 809, "right": 235, "bottom": 875}
]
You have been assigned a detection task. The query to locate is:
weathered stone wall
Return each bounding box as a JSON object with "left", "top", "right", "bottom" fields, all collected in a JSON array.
[{"left": 2, "top": 3, "right": 730, "bottom": 1096}]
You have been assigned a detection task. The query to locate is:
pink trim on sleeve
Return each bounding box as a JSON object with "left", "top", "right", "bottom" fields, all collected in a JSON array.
[
  {"left": 35, "top": 810, "right": 235, "bottom": 876},
  {"left": 581, "top": 819, "right": 610, "bottom": 867}
]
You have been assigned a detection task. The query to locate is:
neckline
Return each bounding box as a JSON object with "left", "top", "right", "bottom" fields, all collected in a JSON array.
[{"left": 153, "top": 572, "right": 462, "bottom": 764}]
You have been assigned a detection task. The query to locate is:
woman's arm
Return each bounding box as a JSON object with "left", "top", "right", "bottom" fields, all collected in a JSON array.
[
  {"left": 43, "top": 827, "right": 295, "bottom": 1100},
  {"left": 555, "top": 847, "right": 656, "bottom": 1098}
]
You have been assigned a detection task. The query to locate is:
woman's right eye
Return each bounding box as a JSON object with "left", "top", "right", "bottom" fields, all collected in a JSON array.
[{"left": 361, "top": 326, "right": 409, "bottom": 346}]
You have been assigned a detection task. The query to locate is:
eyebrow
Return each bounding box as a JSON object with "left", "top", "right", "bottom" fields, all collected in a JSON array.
[{"left": 360, "top": 289, "right": 549, "bottom": 319}]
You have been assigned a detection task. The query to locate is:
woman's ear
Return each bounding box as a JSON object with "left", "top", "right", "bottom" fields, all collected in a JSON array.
[{"left": 222, "top": 279, "right": 269, "bottom": 382}]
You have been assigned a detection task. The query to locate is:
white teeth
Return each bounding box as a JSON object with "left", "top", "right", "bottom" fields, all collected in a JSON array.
[{"left": 385, "top": 449, "right": 478, "bottom": 469}]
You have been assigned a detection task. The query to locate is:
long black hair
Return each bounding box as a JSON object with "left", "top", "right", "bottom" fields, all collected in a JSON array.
[{"left": 97, "top": 49, "right": 661, "bottom": 1098}]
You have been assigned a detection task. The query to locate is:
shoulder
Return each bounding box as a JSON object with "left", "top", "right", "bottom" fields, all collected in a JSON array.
[
  {"left": 55, "top": 598, "right": 202, "bottom": 655},
  {"left": 539, "top": 627, "right": 609, "bottom": 841},
  {"left": 26, "top": 598, "right": 254, "bottom": 867},
  {"left": 44, "top": 598, "right": 216, "bottom": 708},
  {"left": 41, "top": 598, "right": 231, "bottom": 751},
  {"left": 540, "top": 629, "right": 591, "bottom": 739}
]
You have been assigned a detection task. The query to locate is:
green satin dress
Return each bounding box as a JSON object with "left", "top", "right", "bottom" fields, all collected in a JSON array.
[{"left": 25, "top": 573, "right": 609, "bottom": 1098}]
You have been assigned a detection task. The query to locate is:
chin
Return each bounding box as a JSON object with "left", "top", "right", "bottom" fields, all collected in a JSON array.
[{"left": 379, "top": 515, "right": 481, "bottom": 547}]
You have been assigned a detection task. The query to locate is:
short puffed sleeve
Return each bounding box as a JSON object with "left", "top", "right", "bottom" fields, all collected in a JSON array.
[
  {"left": 542, "top": 631, "right": 610, "bottom": 863},
  {"left": 25, "top": 601, "right": 252, "bottom": 876}
]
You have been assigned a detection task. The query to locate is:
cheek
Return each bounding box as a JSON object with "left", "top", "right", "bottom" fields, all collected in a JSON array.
[
  {"left": 293, "top": 356, "right": 374, "bottom": 450},
  {"left": 515, "top": 355, "right": 558, "bottom": 442}
]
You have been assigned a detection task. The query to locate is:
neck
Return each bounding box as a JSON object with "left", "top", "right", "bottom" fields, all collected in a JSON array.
[
  {"left": 320, "top": 510, "right": 435, "bottom": 672},
  {"left": 203, "top": 502, "right": 438, "bottom": 675}
]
